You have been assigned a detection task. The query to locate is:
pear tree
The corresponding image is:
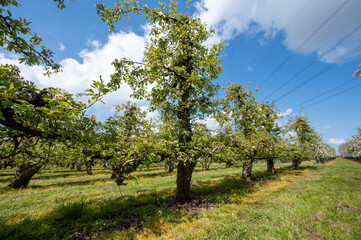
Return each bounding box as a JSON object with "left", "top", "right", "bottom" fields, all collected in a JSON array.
[
  {"left": 96, "top": 0, "right": 223, "bottom": 201},
  {"left": 222, "top": 83, "right": 265, "bottom": 181},
  {"left": 286, "top": 114, "right": 316, "bottom": 170},
  {"left": 99, "top": 101, "right": 156, "bottom": 186},
  {"left": 339, "top": 128, "right": 361, "bottom": 160}
]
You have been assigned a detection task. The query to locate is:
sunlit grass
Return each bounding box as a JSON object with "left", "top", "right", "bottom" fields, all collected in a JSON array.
[
  {"left": 128, "top": 158, "right": 360, "bottom": 240},
  {"left": 0, "top": 159, "right": 359, "bottom": 239},
  {"left": 0, "top": 162, "right": 276, "bottom": 221}
]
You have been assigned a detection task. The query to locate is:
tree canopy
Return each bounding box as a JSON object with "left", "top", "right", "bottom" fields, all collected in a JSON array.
[{"left": 97, "top": 0, "right": 224, "bottom": 201}]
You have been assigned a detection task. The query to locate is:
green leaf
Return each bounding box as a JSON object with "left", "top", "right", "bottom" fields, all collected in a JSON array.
[
  {"left": 25, "top": 110, "right": 34, "bottom": 117},
  {"left": 3, "top": 100, "right": 14, "bottom": 107}
]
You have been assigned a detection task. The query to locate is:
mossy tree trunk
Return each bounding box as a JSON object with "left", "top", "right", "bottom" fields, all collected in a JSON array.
[
  {"left": 225, "top": 160, "right": 234, "bottom": 168},
  {"left": 290, "top": 158, "right": 302, "bottom": 170},
  {"left": 8, "top": 163, "right": 42, "bottom": 189},
  {"left": 86, "top": 161, "right": 92, "bottom": 175},
  {"left": 176, "top": 160, "right": 197, "bottom": 202},
  {"left": 164, "top": 156, "right": 175, "bottom": 173},
  {"left": 267, "top": 158, "right": 275, "bottom": 173},
  {"left": 242, "top": 160, "right": 254, "bottom": 181}
]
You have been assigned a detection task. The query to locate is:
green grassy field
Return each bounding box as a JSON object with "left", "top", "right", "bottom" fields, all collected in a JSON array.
[{"left": 0, "top": 158, "right": 360, "bottom": 239}]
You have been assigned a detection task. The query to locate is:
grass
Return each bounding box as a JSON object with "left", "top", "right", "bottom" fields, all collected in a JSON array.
[{"left": 0, "top": 158, "right": 360, "bottom": 239}]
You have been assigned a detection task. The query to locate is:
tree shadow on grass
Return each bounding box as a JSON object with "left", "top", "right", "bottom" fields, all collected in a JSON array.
[
  {"left": 36, "top": 169, "right": 112, "bottom": 179},
  {"left": 133, "top": 170, "right": 175, "bottom": 179},
  {"left": 0, "top": 172, "right": 14, "bottom": 177},
  {"left": 0, "top": 166, "right": 318, "bottom": 240},
  {"left": 41, "top": 166, "right": 111, "bottom": 173},
  {"left": 33, "top": 173, "right": 87, "bottom": 180},
  {"left": 0, "top": 178, "right": 114, "bottom": 194},
  {"left": 133, "top": 164, "right": 241, "bottom": 180},
  {"left": 28, "top": 177, "right": 114, "bottom": 189},
  {"left": 0, "top": 177, "right": 15, "bottom": 184}
]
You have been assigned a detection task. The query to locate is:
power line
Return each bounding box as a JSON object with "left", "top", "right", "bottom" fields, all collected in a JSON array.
[
  {"left": 292, "top": 78, "right": 356, "bottom": 109},
  {"left": 259, "top": 0, "right": 312, "bottom": 62},
  {"left": 274, "top": 42, "right": 361, "bottom": 103},
  {"left": 303, "top": 81, "right": 361, "bottom": 109},
  {"left": 286, "top": 0, "right": 313, "bottom": 30},
  {"left": 265, "top": 22, "right": 361, "bottom": 100},
  {"left": 257, "top": 0, "right": 351, "bottom": 89}
]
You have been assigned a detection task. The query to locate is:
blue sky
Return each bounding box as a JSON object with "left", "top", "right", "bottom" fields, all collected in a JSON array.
[{"left": 2, "top": 0, "right": 361, "bottom": 151}]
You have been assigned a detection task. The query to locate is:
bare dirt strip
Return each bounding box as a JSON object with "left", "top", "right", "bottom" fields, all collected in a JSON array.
[{"left": 322, "top": 159, "right": 336, "bottom": 165}]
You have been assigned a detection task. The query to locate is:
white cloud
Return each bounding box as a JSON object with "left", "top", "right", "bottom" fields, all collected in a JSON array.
[
  {"left": 0, "top": 32, "right": 148, "bottom": 120},
  {"left": 87, "top": 39, "right": 101, "bottom": 49},
  {"left": 321, "top": 124, "right": 340, "bottom": 130},
  {"left": 139, "top": 106, "right": 160, "bottom": 122},
  {"left": 328, "top": 138, "right": 345, "bottom": 146},
  {"left": 58, "top": 42, "right": 65, "bottom": 51},
  {"left": 194, "top": 0, "right": 361, "bottom": 63},
  {"left": 287, "top": 131, "right": 296, "bottom": 137},
  {"left": 279, "top": 108, "right": 293, "bottom": 117},
  {"left": 247, "top": 65, "right": 254, "bottom": 72},
  {"left": 197, "top": 116, "right": 219, "bottom": 131}
]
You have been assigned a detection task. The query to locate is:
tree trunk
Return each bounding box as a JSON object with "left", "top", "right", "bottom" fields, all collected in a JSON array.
[
  {"left": 115, "top": 174, "right": 126, "bottom": 186},
  {"left": 242, "top": 160, "right": 253, "bottom": 181},
  {"left": 70, "top": 162, "right": 75, "bottom": 170},
  {"left": 225, "top": 160, "right": 234, "bottom": 168},
  {"left": 164, "top": 157, "right": 175, "bottom": 173},
  {"left": 110, "top": 172, "right": 116, "bottom": 179},
  {"left": 112, "top": 159, "right": 142, "bottom": 186},
  {"left": 2, "top": 161, "right": 8, "bottom": 169},
  {"left": 267, "top": 158, "right": 275, "bottom": 173},
  {"left": 290, "top": 158, "right": 302, "bottom": 170},
  {"left": 176, "top": 161, "right": 197, "bottom": 202},
  {"left": 201, "top": 158, "right": 211, "bottom": 171},
  {"left": 76, "top": 165, "right": 81, "bottom": 171},
  {"left": 8, "top": 164, "right": 42, "bottom": 189},
  {"left": 1, "top": 161, "right": 13, "bottom": 169},
  {"left": 86, "top": 162, "right": 92, "bottom": 175}
]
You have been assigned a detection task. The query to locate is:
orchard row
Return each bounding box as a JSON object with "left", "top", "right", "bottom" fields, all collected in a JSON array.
[
  {"left": 0, "top": 0, "right": 348, "bottom": 202},
  {"left": 339, "top": 128, "right": 361, "bottom": 161}
]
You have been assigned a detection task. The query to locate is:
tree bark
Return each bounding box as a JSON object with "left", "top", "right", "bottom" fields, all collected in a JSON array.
[
  {"left": 267, "top": 158, "right": 275, "bottom": 173},
  {"left": 202, "top": 158, "right": 211, "bottom": 171},
  {"left": 290, "top": 158, "right": 302, "bottom": 170},
  {"left": 86, "top": 162, "right": 92, "bottom": 175},
  {"left": 176, "top": 160, "right": 197, "bottom": 202},
  {"left": 113, "top": 159, "right": 142, "bottom": 186},
  {"left": 8, "top": 163, "right": 42, "bottom": 189},
  {"left": 2, "top": 161, "right": 9, "bottom": 169},
  {"left": 164, "top": 157, "right": 175, "bottom": 173},
  {"left": 225, "top": 160, "right": 234, "bottom": 168},
  {"left": 242, "top": 160, "right": 253, "bottom": 181}
]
